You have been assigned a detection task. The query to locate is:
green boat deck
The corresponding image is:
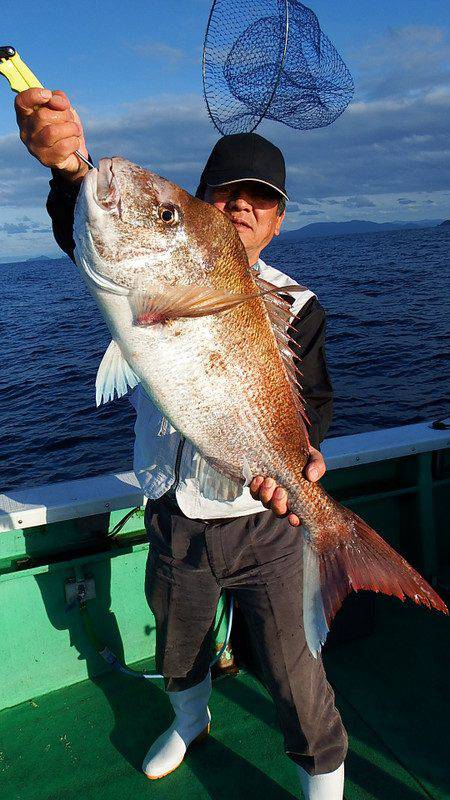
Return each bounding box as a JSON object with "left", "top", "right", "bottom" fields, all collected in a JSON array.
[
  {"left": 2, "top": 421, "right": 449, "bottom": 799},
  {"left": 2, "top": 595, "right": 449, "bottom": 800}
]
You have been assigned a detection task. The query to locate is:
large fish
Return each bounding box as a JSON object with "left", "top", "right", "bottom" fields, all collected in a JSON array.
[{"left": 73, "top": 156, "right": 448, "bottom": 655}]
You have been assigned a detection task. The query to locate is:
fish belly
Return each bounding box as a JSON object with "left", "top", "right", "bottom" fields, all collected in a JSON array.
[{"left": 125, "top": 311, "right": 301, "bottom": 480}]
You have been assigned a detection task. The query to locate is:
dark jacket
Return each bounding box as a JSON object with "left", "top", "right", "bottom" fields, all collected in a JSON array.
[{"left": 46, "top": 170, "right": 333, "bottom": 448}]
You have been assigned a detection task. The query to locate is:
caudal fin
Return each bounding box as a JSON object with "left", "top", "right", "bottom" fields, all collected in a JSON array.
[{"left": 303, "top": 503, "right": 448, "bottom": 657}]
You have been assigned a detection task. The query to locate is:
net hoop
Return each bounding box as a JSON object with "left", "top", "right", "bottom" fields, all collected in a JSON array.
[
  {"left": 202, "top": 0, "right": 354, "bottom": 136},
  {"left": 202, "top": 0, "right": 289, "bottom": 136}
]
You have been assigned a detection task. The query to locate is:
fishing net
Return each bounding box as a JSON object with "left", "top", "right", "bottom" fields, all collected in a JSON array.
[{"left": 202, "top": 0, "right": 354, "bottom": 135}]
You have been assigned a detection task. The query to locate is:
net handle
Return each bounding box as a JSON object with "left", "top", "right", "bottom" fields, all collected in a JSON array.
[
  {"left": 260, "top": 0, "right": 289, "bottom": 132},
  {"left": 202, "top": 0, "right": 290, "bottom": 136}
]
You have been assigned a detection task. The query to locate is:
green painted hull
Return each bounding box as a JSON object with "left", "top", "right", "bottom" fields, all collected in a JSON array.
[{"left": 1, "top": 422, "right": 449, "bottom": 799}]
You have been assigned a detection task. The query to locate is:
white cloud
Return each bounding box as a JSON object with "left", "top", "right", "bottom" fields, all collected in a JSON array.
[
  {"left": 353, "top": 26, "right": 450, "bottom": 101},
  {"left": 335, "top": 195, "right": 376, "bottom": 208},
  {"left": 1, "top": 24, "right": 450, "bottom": 258},
  {"left": 130, "top": 42, "right": 187, "bottom": 63},
  {"left": 301, "top": 210, "right": 324, "bottom": 217},
  {"left": 0, "top": 216, "right": 49, "bottom": 234}
]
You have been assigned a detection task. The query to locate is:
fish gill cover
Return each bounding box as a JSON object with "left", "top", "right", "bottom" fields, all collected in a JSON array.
[{"left": 202, "top": 0, "right": 355, "bottom": 135}]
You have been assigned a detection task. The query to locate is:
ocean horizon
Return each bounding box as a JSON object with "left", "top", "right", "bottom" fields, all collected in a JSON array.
[{"left": 1, "top": 224, "right": 449, "bottom": 494}]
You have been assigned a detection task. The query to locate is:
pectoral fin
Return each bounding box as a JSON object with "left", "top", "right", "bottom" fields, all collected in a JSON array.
[
  {"left": 130, "top": 284, "right": 259, "bottom": 325},
  {"left": 96, "top": 340, "right": 140, "bottom": 406},
  {"left": 130, "top": 283, "right": 309, "bottom": 326}
]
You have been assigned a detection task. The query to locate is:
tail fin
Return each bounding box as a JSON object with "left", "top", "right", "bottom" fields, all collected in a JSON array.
[{"left": 303, "top": 503, "right": 448, "bottom": 657}]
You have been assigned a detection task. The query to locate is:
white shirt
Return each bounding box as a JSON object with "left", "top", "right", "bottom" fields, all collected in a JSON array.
[{"left": 130, "top": 258, "right": 315, "bottom": 519}]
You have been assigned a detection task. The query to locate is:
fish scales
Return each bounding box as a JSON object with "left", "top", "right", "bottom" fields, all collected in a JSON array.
[{"left": 72, "top": 156, "right": 448, "bottom": 656}]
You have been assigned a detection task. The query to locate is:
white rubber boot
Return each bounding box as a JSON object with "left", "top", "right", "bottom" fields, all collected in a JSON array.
[
  {"left": 142, "top": 672, "right": 212, "bottom": 780},
  {"left": 297, "top": 763, "right": 345, "bottom": 799}
]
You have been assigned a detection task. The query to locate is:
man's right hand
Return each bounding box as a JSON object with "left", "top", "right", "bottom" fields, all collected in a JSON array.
[{"left": 15, "top": 88, "right": 89, "bottom": 183}]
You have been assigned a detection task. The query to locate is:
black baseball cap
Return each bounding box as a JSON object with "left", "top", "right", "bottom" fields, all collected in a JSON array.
[{"left": 196, "top": 132, "right": 289, "bottom": 201}]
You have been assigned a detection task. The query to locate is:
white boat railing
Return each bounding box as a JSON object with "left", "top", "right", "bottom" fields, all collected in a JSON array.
[{"left": 1, "top": 420, "right": 449, "bottom": 533}]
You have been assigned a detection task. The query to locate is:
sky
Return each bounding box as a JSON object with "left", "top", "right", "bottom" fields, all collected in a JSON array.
[{"left": 0, "top": 0, "right": 449, "bottom": 261}]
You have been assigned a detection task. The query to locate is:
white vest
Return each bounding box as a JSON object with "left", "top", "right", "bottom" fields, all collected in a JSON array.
[{"left": 130, "top": 258, "right": 315, "bottom": 519}]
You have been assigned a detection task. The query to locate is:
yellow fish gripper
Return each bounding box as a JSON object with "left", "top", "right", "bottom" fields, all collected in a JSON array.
[{"left": 0, "top": 45, "right": 43, "bottom": 92}]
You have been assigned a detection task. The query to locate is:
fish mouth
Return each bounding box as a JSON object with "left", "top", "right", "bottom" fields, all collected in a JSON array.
[
  {"left": 93, "top": 157, "right": 121, "bottom": 212},
  {"left": 76, "top": 157, "right": 166, "bottom": 293},
  {"left": 76, "top": 157, "right": 129, "bottom": 295}
]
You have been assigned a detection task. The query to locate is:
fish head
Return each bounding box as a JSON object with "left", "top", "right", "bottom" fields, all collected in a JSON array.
[{"left": 73, "top": 156, "right": 248, "bottom": 295}]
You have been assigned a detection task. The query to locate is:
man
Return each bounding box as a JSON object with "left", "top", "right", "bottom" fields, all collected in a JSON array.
[{"left": 15, "top": 88, "right": 348, "bottom": 799}]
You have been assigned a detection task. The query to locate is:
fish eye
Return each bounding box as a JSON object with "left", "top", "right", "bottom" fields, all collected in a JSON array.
[{"left": 158, "top": 204, "right": 180, "bottom": 225}]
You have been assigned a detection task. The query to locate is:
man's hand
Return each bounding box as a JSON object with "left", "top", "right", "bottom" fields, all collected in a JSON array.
[
  {"left": 249, "top": 446, "right": 326, "bottom": 527},
  {"left": 15, "top": 88, "right": 89, "bottom": 182}
]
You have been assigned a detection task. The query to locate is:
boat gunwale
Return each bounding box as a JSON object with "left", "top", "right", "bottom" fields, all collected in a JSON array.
[{"left": 1, "top": 419, "right": 449, "bottom": 532}]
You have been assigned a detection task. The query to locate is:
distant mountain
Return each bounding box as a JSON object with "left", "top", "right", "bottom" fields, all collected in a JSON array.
[
  {"left": 280, "top": 219, "right": 445, "bottom": 241},
  {"left": 0, "top": 253, "right": 64, "bottom": 265},
  {"left": 25, "top": 254, "right": 56, "bottom": 262},
  {"left": 439, "top": 219, "right": 450, "bottom": 227}
]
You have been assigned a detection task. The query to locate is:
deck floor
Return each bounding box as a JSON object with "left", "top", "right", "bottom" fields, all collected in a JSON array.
[{"left": 1, "top": 597, "right": 449, "bottom": 800}]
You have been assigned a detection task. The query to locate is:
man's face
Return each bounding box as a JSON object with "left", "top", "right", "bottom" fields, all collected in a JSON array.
[{"left": 204, "top": 181, "right": 285, "bottom": 264}]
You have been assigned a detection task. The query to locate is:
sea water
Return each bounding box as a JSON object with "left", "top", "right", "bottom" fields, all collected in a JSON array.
[{"left": 1, "top": 226, "right": 448, "bottom": 492}]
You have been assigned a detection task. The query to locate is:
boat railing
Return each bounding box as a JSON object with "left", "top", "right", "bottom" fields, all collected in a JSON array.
[
  {"left": 0, "top": 418, "right": 448, "bottom": 711},
  {"left": 1, "top": 419, "right": 449, "bottom": 533}
]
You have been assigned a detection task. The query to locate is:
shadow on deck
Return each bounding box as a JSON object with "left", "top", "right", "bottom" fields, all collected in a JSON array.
[{"left": 1, "top": 596, "right": 449, "bottom": 800}]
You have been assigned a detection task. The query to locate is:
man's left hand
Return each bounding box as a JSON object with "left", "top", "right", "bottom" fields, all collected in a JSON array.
[{"left": 249, "top": 446, "right": 326, "bottom": 527}]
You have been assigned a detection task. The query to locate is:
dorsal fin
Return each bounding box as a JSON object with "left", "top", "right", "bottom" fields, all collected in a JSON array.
[{"left": 252, "top": 269, "right": 311, "bottom": 431}]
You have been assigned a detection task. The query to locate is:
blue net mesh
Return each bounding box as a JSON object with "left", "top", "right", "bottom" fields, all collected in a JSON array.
[{"left": 203, "top": 0, "right": 354, "bottom": 135}]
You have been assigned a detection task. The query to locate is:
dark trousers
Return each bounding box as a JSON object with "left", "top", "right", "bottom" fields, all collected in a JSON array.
[{"left": 144, "top": 495, "right": 348, "bottom": 776}]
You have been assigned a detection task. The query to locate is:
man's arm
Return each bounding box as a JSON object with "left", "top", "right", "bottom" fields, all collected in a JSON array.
[
  {"left": 289, "top": 295, "right": 333, "bottom": 449},
  {"left": 46, "top": 169, "right": 81, "bottom": 262},
  {"left": 15, "top": 87, "right": 89, "bottom": 263}
]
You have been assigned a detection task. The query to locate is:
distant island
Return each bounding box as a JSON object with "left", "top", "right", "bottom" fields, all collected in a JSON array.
[
  {"left": 280, "top": 218, "right": 445, "bottom": 241},
  {"left": 5, "top": 217, "right": 447, "bottom": 264},
  {"left": 25, "top": 255, "right": 56, "bottom": 262}
]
